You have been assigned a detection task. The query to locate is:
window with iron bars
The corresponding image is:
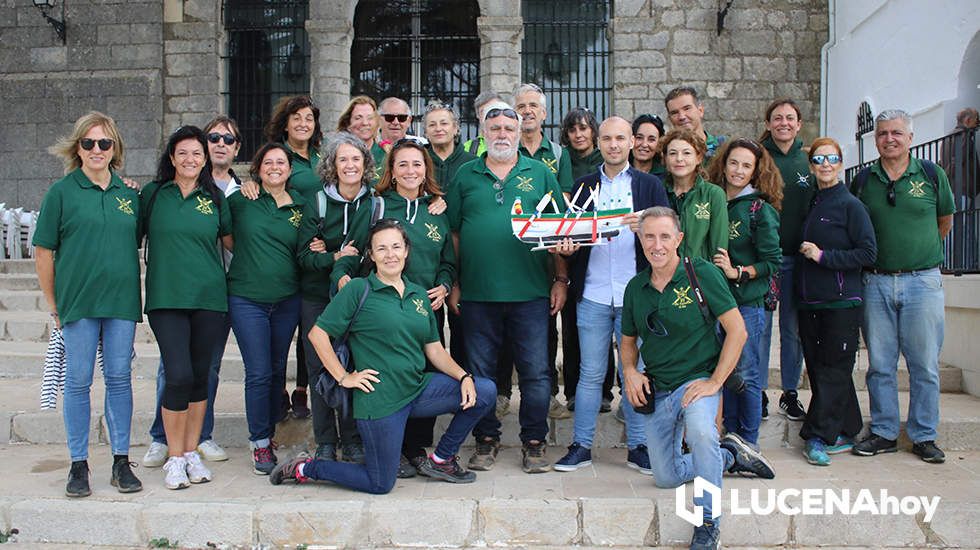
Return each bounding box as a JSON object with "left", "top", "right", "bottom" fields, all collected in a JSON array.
[
  {"left": 222, "top": 0, "right": 311, "bottom": 160},
  {"left": 521, "top": 0, "right": 611, "bottom": 142},
  {"left": 350, "top": 0, "right": 480, "bottom": 142}
]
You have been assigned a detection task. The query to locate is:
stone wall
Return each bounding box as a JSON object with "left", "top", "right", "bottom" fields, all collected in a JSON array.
[
  {"left": 612, "top": 0, "right": 827, "bottom": 144},
  {"left": 0, "top": 0, "right": 164, "bottom": 209}
]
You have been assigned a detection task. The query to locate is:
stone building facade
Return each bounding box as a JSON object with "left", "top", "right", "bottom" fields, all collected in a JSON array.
[{"left": 0, "top": 0, "right": 827, "bottom": 209}]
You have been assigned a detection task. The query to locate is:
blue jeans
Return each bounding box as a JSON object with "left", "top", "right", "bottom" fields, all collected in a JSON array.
[
  {"left": 149, "top": 317, "right": 230, "bottom": 445},
  {"left": 462, "top": 299, "right": 548, "bottom": 443},
  {"left": 863, "top": 269, "right": 944, "bottom": 442},
  {"left": 229, "top": 294, "right": 302, "bottom": 445},
  {"left": 61, "top": 318, "right": 136, "bottom": 461},
  {"left": 644, "top": 378, "right": 734, "bottom": 524},
  {"left": 574, "top": 298, "right": 646, "bottom": 449},
  {"left": 722, "top": 305, "right": 765, "bottom": 445},
  {"left": 758, "top": 310, "right": 773, "bottom": 390},
  {"left": 778, "top": 255, "right": 804, "bottom": 390},
  {"left": 304, "top": 373, "right": 495, "bottom": 494}
]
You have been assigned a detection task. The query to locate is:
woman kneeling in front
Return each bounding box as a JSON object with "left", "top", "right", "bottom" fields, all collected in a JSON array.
[{"left": 271, "top": 219, "right": 494, "bottom": 493}]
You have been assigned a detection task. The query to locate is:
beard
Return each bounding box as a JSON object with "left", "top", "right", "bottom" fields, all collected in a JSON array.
[{"left": 486, "top": 139, "right": 518, "bottom": 162}]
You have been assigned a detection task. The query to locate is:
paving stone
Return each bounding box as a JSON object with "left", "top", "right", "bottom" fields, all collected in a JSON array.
[
  {"left": 794, "top": 510, "right": 925, "bottom": 547},
  {"left": 256, "top": 500, "right": 366, "bottom": 547},
  {"left": 142, "top": 502, "right": 253, "bottom": 548},
  {"left": 10, "top": 499, "right": 142, "bottom": 546},
  {"left": 926, "top": 501, "right": 980, "bottom": 548},
  {"left": 479, "top": 498, "right": 579, "bottom": 545},
  {"left": 367, "top": 499, "right": 476, "bottom": 547},
  {"left": 12, "top": 411, "right": 100, "bottom": 444},
  {"left": 581, "top": 498, "right": 656, "bottom": 546}
]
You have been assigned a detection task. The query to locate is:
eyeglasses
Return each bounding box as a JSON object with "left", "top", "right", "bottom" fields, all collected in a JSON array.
[
  {"left": 493, "top": 180, "right": 504, "bottom": 205},
  {"left": 79, "top": 138, "right": 114, "bottom": 151},
  {"left": 207, "top": 132, "right": 237, "bottom": 145},
  {"left": 810, "top": 154, "right": 841, "bottom": 165},
  {"left": 485, "top": 108, "right": 519, "bottom": 121},
  {"left": 381, "top": 114, "right": 410, "bottom": 123},
  {"left": 886, "top": 181, "right": 897, "bottom": 207},
  {"left": 646, "top": 310, "right": 669, "bottom": 338}
]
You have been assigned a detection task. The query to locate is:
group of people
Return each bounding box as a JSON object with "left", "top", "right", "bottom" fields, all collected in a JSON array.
[{"left": 35, "top": 79, "right": 954, "bottom": 550}]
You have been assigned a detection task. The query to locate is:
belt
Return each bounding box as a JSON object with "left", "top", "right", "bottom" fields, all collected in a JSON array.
[{"left": 863, "top": 265, "right": 939, "bottom": 275}]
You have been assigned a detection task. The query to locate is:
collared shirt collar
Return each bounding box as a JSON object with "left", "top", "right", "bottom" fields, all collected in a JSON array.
[
  {"left": 71, "top": 168, "right": 122, "bottom": 190},
  {"left": 599, "top": 163, "right": 631, "bottom": 184},
  {"left": 870, "top": 154, "right": 920, "bottom": 182}
]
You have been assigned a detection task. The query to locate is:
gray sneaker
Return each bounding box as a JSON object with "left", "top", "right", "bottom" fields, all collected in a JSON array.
[
  {"left": 142, "top": 441, "right": 168, "bottom": 468},
  {"left": 467, "top": 437, "right": 500, "bottom": 471}
]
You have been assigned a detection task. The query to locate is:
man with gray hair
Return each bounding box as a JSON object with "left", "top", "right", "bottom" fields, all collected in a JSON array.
[
  {"left": 514, "top": 83, "right": 574, "bottom": 194},
  {"left": 378, "top": 97, "right": 419, "bottom": 147},
  {"left": 463, "top": 91, "right": 506, "bottom": 156},
  {"left": 447, "top": 101, "right": 569, "bottom": 474},
  {"left": 850, "top": 109, "right": 955, "bottom": 463}
]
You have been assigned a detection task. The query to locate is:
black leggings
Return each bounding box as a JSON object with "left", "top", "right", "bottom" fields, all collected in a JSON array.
[{"left": 149, "top": 309, "right": 227, "bottom": 411}]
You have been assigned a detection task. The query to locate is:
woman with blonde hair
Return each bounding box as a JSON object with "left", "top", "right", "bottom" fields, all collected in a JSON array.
[
  {"left": 34, "top": 111, "right": 142, "bottom": 497},
  {"left": 337, "top": 95, "right": 386, "bottom": 174}
]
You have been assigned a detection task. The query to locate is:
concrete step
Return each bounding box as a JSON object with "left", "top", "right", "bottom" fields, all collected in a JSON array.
[
  {"left": 0, "top": 259, "right": 38, "bottom": 274},
  {"left": 3, "top": 375, "right": 979, "bottom": 452},
  {"left": 0, "top": 310, "right": 242, "bottom": 346},
  {"left": 0, "top": 442, "right": 977, "bottom": 548}
]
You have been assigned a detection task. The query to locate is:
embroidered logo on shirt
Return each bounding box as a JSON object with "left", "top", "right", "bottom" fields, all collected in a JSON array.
[
  {"left": 412, "top": 298, "right": 428, "bottom": 316},
  {"left": 288, "top": 208, "right": 303, "bottom": 228},
  {"left": 909, "top": 181, "right": 927, "bottom": 198},
  {"left": 115, "top": 197, "right": 134, "bottom": 216},
  {"left": 543, "top": 157, "right": 559, "bottom": 174},
  {"left": 425, "top": 222, "right": 441, "bottom": 242},
  {"left": 195, "top": 196, "right": 214, "bottom": 215},
  {"left": 796, "top": 172, "right": 810, "bottom": 188},
  {"left": 516, "top": 175, "right": 535, "bottom": 192},
  {"left": 729, "top": 220, "right": 742, "bottom": 239},
  {"left": 673, "top": 286, "right": 694, "bottom": 309},
  {"left": 694, "top": 202, "right": 711, "bottom": 220}
]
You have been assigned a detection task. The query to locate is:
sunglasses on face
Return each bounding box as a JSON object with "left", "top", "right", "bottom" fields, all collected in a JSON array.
[
  {"left": 646, "top": 310, "right": 669, "bottom": 338},
  {"left": 382, "top": 114, "right": 410, "bottom": 123},
  {"left": 810, "top": 154, "right": 841, "bottom": 165},
  {"left": 485, "top": 108, "right": 519, "bottom": 121},
  {"left": 79, "top": 138, "right": 114, "bottom": 151},
  {"left": 207, "top": 132, "right": 237, "bottom": 145}
]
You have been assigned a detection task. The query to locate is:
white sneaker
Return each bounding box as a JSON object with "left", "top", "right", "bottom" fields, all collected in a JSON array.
[
  {"left": 163, "top": 456, "right": 190, "bottom": 490},
  {"left": 196, "top": 439, "right": 228, "bottom": 462},
  {"left": 183, "top": 451, "right": 212, "bottom": 484},
  {"left": 143, "top": 441, "right": 168, "bottom": 468}
]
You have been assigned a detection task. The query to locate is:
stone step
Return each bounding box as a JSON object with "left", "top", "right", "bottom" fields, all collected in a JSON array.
[
  {"left": 0, "top": 442, "right": 977, "bottom": 548},
  {"left": 3, "top": 375, "right": 979, "bottom": 452},
  {"left": 0, "top": 310, "right": 241, "bottom": 346},
  {"left": 0, "top": 259, "right": 38, "bottom": 274}
]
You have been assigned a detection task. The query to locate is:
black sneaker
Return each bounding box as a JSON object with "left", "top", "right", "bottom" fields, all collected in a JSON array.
[
  {"left": 761, "top": 392, "right": 769, "bottom": 420},
  {"left": 720, "top": 432, "right": 775, "bottom": 479},
  {"left": 779, "top": 390, "right": 806, "bottom": 421},
  {"left": 599, "top": 398, "right": 612, "bottom": 413},
  {"left": 852, "top": 434, "right": 898, "bottom": 456},
  {"left": 912, "top": 441, "right": 946, "bottom": 464},
  {"left": 397, "top": 455, "right": 417, "bottom": 478},
  {"left": 418, "top": 456, "right": 476, "bottom": 483},
  {"left": 66, "top": 460, "right": 91, "bottom": 498},
  {"left": 111, "top": 457, "right": 143, "bottom": 493},
  {"left": 342, "top": 442, "right": 366, "bottom": 464},
  {"left": 521, "top": 440, "right": 552, "bottom": 473},
  {"left": 689, "top": 520, "right": 720, "bottom": 550}
]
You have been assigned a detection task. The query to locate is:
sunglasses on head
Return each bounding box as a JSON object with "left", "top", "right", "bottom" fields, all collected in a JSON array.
[
  {"left": 485, "top": 108, "right": 519, "bottom": 121},
  {"left": 382, "top": 114, "right": 409, "bottom": 123},
  {"left": 810, "top": 154, "right": 841, "bottom": 165},
  {"left": 207, "top": 132, "right": 237, "bottom": 145},
  {"left": 79, "top": 138, "right": 114, "bottom": 151}
]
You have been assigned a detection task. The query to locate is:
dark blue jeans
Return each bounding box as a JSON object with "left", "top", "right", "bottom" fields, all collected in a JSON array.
[
  {"left": 461, "top": 298, "right": 549, "bottom": 443},
  {"left": 304, "top": 373, "right": 494, "bottom": 494},
  {"left": 149, "top": 317, "right": 230, "bottom": 445},
  {"left": 229, "top": 294, "right": 302, "bottom": 446}
]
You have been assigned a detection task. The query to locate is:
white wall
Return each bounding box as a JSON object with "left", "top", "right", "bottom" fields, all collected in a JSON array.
[{"left": 824, "top": 0, "right": 980, "bottom": 166}]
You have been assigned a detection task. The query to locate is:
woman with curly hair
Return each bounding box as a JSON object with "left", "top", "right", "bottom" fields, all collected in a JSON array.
[{"left": 706, "top": 138, "right": 783, "bottom": 448}]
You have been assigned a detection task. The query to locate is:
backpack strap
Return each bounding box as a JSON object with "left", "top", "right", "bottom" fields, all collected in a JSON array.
[
  {"left": 747, "top": 198, "right": 764, "bottom": 245},
  {"left": 369, "top": 194, "right": 385, "bottom": 227},
  {"left": 920, "top": 159, "right": 939, "bottom": 191},
  {"left": 849, "top": 166, "right": 873, "bottom": 199},
  {"left": 336, "top": 281, "right": 372, "bottom": 347},
  {"left": 550, "top": 139, "right": 563, "bottom": 165},
  {"left": 317, "top": 189, "right": 327, "bottom": 219},
  {"left": 682, "top": 256, "right": 712, "bottom": 326}
]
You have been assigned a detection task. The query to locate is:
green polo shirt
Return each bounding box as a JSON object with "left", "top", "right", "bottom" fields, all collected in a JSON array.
[
  {"left": 725, "top": 193, "right": 781, "bottom": 306},
  {"left": 665, "top": 175, "right": 729, "bottom": 261},
  {"left": 227, "top": 189, "right": 306, "bottom": 303},
  {"left": 295, "top": 186, "right": 372, "bottom": 303},
  {"left": 519, "top": 135, "right": 574, "bottom": 193},
  {"left": 622, "top": 259, "right": 737, "bottom": 392},
  {"left": 448, "top": 154, "right": 566, "bottom": 302},
  {"left": 856, "top": 157, "right": 955, "bottom": 272},
  {"left": 141, "top": 181, "right": 232, "bottom": 312},
  {"left": 567, "top": 147, "right": 603, "bottom": 181},
  {"left": 332, "top": 190, "right": 455, "bottom": 291},
  {"left": 285, "top": 145, "right": 321, "bottom": 202},
  {"left": 32, "top": 169, "right": 142, "bottom": 325},
  {"left": 764, "top": 137, "right": 816, "bottom": 255},
  {"left": 427, "top": 141, "right": 477, "bottom": 195},
  {"left": 316, "top": 274, "right": 440, "bottom": 419}
]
